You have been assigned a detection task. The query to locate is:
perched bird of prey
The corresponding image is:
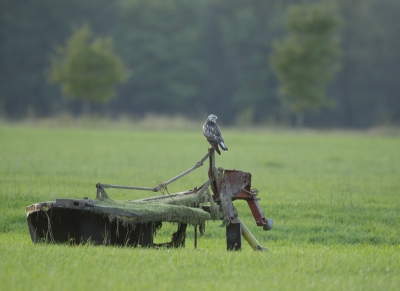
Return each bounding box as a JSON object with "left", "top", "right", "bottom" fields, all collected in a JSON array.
[{"left": 203, "top": 114, "right": 228, "bottom": 155}]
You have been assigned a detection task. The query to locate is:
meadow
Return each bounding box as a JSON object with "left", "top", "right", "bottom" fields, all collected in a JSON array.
[{"left": 1, "top": 122, "right": 399, "bottom": 290}]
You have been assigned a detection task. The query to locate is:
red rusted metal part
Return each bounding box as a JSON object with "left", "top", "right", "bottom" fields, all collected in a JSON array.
[
  {"left": 247, "top": 200, "right": 267, "bottom": 226},
  {"left": 207, "top": 148, "right": 268, "bottom": 228}
]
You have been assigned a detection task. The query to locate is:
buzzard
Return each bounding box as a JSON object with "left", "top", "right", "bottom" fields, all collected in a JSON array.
[{"left": 203, "top": 114, "right": 228, "bottom": 155}]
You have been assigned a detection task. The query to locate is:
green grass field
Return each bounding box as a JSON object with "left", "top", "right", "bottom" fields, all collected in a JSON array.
[{"left": 1, "top": 124, "right": 399, "bottom": 290}]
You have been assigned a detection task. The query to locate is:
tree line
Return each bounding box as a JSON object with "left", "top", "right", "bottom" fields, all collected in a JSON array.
[{"left": 1, "top": 0, "right": 399, "bottom": 128}]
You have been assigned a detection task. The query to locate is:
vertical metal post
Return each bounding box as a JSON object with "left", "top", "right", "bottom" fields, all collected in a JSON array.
[
  {"left": 226, "top": 223, "right": 242, "bottom": 251},
  {"left": 194, "top": 225, "right": 198, "bottom": 249}
]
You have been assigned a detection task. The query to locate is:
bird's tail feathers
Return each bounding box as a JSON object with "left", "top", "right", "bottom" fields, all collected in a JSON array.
[{"left": 219, "top": 142, "right": 228, "bottom": 152}]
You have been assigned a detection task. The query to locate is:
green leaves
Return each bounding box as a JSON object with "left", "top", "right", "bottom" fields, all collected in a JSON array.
[
  {"left": 49, "top": 24, "right": 129, "bottom": 104},
  {"left": 270, "top": 2, "right": 342, "bottom": 116}
]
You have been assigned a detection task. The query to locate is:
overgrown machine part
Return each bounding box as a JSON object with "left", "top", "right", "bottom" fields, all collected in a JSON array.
[{"left": 26, "top": 148, "right": 273, "bottom": 251}]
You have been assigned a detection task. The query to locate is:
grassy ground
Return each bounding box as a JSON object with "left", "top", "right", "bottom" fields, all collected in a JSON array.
[{"left": 1, "top": 124, "right": 399, "bottom": 290}]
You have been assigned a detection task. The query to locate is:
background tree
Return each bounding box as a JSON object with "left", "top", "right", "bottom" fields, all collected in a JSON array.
[
  {"left": 49, "top": 24, "right": 129, "bottom": 114},
  {"left": 218, "top": 0, "right": 286, "bottom": 126},
  {"left": 1, "top": 0, "right": 400, "bottom": 127},
  {"left": 115, "top": 0, "right": 205, "bottom": 115},
  {"left": 270, "top": 2, "right": 342, "bottom": 128}
]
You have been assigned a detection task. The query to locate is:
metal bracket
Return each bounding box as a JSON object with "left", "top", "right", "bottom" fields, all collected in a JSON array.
[{"left": 96, "top": 183, "right": 109, "bottom": 200}]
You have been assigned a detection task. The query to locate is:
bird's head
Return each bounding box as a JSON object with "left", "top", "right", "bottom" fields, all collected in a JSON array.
[{"left": 207, "top": 114, "right": 218, "bottom": 124}]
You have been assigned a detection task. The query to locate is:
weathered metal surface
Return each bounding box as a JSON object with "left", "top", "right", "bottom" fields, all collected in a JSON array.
[
  {"left": 26, "top": 148, "right": 273, "bottom": 251},
  {"left": 26, "top": 200, "right": 155, "bottom": 246},
  {"left": 95, "top": 151, "right": 211, "bottom": 198},
  {"left": 226, "top": 223, "right": 241, "bottom": 251},
  {"left": 207, "top": 151, "right": 269, "bottom": 229}
]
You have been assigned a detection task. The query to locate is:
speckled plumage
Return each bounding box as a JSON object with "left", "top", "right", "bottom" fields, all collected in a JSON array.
[{"left": 203, "top": 114, "right": 228, "bottom": 155}]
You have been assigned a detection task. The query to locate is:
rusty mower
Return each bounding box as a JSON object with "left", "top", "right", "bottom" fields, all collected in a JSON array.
[{"left": 26, "top": 148, "right": 273, "bottom": 251}]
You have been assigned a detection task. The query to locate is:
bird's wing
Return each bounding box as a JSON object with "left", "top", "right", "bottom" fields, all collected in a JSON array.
[{"left": 203, "top": 123, "right": 222, "bottom": 142}]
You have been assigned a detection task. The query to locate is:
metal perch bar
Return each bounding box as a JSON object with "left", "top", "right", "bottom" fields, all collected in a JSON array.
[
  {"left": 160, "top": 151, "right": 211, "bottom": 188},
  {"left": 97, "top": 184, "right": 157, "bottom": 192},
  {"left": 96, "top": 151, "right": 211, "bottom": 193},
  {"left": 136, "top": 179, "right": 211, "bottom": 203}
]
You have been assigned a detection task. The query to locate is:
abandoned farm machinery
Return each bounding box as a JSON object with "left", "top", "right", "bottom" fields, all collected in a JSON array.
[{"left": 26, "top": 148, "right": 273, "bottom": 251}]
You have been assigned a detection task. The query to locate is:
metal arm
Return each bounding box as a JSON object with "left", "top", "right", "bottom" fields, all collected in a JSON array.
[{"left": 96, "top": 151, "right": 211, "bottom": 198}]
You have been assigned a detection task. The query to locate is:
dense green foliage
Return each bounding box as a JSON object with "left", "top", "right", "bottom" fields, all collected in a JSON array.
[
  {"left": 1, "top": 0, "right": 400, "bottom": 127},
  {"left": 49, "top": 25, "right": 129, "bottom": 109},
  {"left": 0, "top": 124, "right": 399, "bottom": 289},
  {"left": 271, "top": 2, "right": 341, "bottom": 127}
]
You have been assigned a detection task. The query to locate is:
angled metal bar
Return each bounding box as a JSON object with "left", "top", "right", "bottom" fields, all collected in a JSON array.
[
  {"left": 97, "top": 183, "right": 157, "bottom": 192},
  {"left": 160, "top": 151, "right": 210, "bottom": 188},
  {"left": 96, "top": 151, "right": 211, "bottom": 195}
]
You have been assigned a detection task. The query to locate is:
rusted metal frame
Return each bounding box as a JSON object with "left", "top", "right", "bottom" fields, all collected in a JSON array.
[
  {"left": 218, "top": 170, "right": 244, "bottom": 224},
  {"left": 133, "top": 190, "right": 194, "bottom": 202},
  {"left": 96, "top": 184, "right": 109, "bottom": 200},
  {"left": 97, "top": 183, "right": 156, "bottom": 192},
  {"left": 208, "top": 154, "right": 242, "bottom": 224},
  {"left": 220, "top": 190, "right": 237, "bottom": 225},
  {"left": 135, "top": 179, "right": 211, "bottom": 203},
  {"left": 95, "top": 151, "right": 211, "bottom": 198},
  {"left": 214, "top": 169, "right": 267, "bottom": 229},
  {"left": 208, "top": 149, "right": 219, "bottom": 197},
  {"left": 160, "top": 151, "right": 210, "bottom": 190},
  {"left": 232, "top": 187, "right": 259, "bottom": 200},
  {"left": 231, "top": 189, "right": 267, "bottom": 228},
  {"left": 230, "top": 187, "right": 267, "bottom": 228},
  {"left": 96, "top": 183, "right": 154, "bottom": 200},
  {"left": 232, "top": 186, "right": 267, "bottom": 228},
  {"left": 246, "top": 200, "right": 267, "bottom": 227}
]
